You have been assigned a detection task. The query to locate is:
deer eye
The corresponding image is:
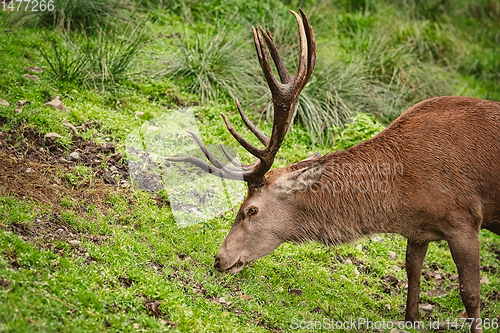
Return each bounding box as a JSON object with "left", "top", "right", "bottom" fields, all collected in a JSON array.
[{"left": 248, "top": 207, "right": 258, "bottom": 216}]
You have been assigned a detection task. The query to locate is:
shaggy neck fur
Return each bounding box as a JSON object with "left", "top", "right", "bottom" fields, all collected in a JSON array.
[{"left": 285, "top": 134, "right": 404, "bottom": 247}]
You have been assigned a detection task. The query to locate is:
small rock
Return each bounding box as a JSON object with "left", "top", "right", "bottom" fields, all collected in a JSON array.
[
  {"left": 388, "top": 251, "right": 396, "bottom": 260},
  {"left": 371, "top": 235, "right": 383, "bottom": 242},
  {"left": 240, "top": 294, "right": 253, "bottom": 300},
  {"left": 133, "top": 323, "right": 140, "bottom": 329},
  {"left": 105, "top": 137, "right": 110, "bottom": 141},
  {"left": 427, "top": 288, "right": 447, "bottom": 297},
  {"left": 57, "top": 228, "right": 64, "bottom": 233},
  {"left": 135, "top": 111, "right": 144, "bottom": 118},
  {"left": 22, "top": 74, "right": 40, "bottom": 82},
  {"left": 420, "top": 304, "right": 433, "bottom": 313},
  {"left": 106, "top": 151, "right": 123, "bottom": 163},
  {"left": 450, "top": 273, "right": 459, "bottom": 281},
  {"left": 68, "top": 240, "right": 81, "bottom": 247},
  {"left": 480, "top": 276, "right": 490, "bottom": 284},
  {"left": 68, "top": 152, "right": 80, "bottom": 161},
  {"left": 356, "top": 243, "right": 363, "bottom": 251},
  {"left": 218, "top": 297, "right": 232, "bottom": 306},
  {"left": 289, "top": 288, "right": 303, "bottom": 296},
  {"left": 17, "top": 100, "right": 30, "bottom": 107},
  {"left": 0, "top": 99, "right": 9, "bottom": 106},
  {"left": 385, "top": 304, "right": 391, "bottom": 311},
  {"left": 109, "top": 166, "right": 118, "bottom": 173},
  {"left": 300, "top": 301, "right": 307, "bottom": 306},
  {"left": 44, "top": 96, "right": 66, "bottom": 111},
  {"left": 15, "top": 109, "right": 22, "bottom": 114},
  {"left": 389, "top": 329, "right": 399, "bottom": 333},
  {"left": 353, "top": 267, "right": 360, "bottom": 276},
  {"left": 25, "top": 168, "right": 32, "bottom": 173},
  {"left": 25, "top": 66, "right": 43, "bottom": 74},
  {"left": 45, "top": 132, "right": 62, "bottom": 140},
  {"left": 119, "top": 180, "right": 130, "bottom": 189}
]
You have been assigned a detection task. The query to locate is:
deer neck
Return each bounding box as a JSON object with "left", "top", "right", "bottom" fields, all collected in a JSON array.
[{"left": 287, "top": 143, "right": 403, "bottom": 246}]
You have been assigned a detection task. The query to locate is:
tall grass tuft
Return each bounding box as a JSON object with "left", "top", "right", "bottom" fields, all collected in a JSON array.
[
  {"left": 163, "top": 28, "right": 259, "bottom": 102},
  {"left": 10, "top": 0, "right": 130, "bottom": 31},
  {"left": 36, "top": 25, "right": 144, "bottom": 91}
]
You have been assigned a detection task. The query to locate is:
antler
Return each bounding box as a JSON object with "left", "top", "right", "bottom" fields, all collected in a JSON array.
[{"left": 167, "top": 9, "right": 316, "bottom": 185}]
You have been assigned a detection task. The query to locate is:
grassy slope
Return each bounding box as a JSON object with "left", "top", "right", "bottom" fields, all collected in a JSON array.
[{"left": 1, "top": 1, "right": 500, "bottom": 332}]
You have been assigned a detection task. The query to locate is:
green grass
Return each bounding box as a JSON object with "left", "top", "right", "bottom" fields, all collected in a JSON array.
[{"left": 1, "top": 0, "right": 500, "bottom": 332}]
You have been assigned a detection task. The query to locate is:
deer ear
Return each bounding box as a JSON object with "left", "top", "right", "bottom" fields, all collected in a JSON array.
[{"left": 276, "top": 160, "right": 327, "bottom": 195}]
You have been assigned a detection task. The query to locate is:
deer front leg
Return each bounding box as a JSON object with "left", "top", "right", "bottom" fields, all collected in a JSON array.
[
  {"left": 447, "top": 232, "right": 482, "bottom": 333},
  {"left": 405, "top": 239, "right": 429, "bottom": 323}
]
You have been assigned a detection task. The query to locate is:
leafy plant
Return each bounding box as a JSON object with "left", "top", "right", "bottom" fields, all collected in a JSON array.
[{"left": 331, "top": 113, "right": 385, "bottom": 150}]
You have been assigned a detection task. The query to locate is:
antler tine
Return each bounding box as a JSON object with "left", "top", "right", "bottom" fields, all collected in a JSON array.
[
  {"left": 187, "top": 131, "right": 226, "bottom": 169},
  {"left": 259, "top": 27, "right": 293, "bottom": 85},
  {"left": 299, "top": 8, "right": 316, "bottom": 83},
  {"left": 290, "top": 10, "right": 308, "bottom": 85},
  {"left": 220, "top": 113, "right": 263, "bottom": 158},
  {"left": 165, "top": 155, "right": 243, "bottom": 180},
  {"left": 220, "top": 144, "right": 244, "bottom": 168},
  {"left": 253, "top": 26, "right": 282, "bottom": 92},
  {"left": 235, "top": 98, "right": 269, "bottom": 146},
  {"left": 219, "top": 145, "right": 262, "bottom": 173}
]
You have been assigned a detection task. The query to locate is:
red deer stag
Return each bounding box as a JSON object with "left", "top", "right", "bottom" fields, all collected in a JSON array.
[{"left": 167, "top": 9, "right": 500, "bottom": 333}]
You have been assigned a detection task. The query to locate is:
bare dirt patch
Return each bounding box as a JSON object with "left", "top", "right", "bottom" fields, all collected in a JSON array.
[{"left": 0, "top": 122, "right": 131, "bottom": 211}]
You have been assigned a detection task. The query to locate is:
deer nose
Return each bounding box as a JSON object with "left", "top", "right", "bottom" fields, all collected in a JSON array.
[{"left": 214, "top": 257, "right": 221, "bottom": 271}]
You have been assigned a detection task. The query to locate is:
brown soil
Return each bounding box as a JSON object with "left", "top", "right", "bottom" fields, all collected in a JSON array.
[
  {"left": 0, "top": 121, "right": 135, "bottom": 259},
  {"left": 0, "top": 121, "right": 130, "bottom": 211}
]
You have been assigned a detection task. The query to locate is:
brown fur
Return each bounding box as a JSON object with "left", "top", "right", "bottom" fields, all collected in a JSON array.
[{"left": 215, "top": 96, "right": 500, "bottom": 332}]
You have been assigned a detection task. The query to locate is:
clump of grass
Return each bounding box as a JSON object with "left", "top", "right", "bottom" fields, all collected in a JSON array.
[
  {"left": 164, "top": 28, "right": 258, "bottom": 102},
  {"left": 35, "top": 26, "right": 145, "bottom": 91},
  {"left": 10, "top": 0, "right": 130, "bottom": 31},
  {"left": 35, "top": 36, "right": 89, "bottom": 84}
]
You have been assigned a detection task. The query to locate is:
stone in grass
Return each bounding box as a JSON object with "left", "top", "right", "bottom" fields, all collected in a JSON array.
[
  {"left": 17, "top": 100, "right": 31, "bottom": 107},
  {"left": 45, "top": 132, "right": 63, "bottom": 140},
  {"left": 44, "top": 96, "right": 66, "bottom": 111},
  {"left": 68, "top": 239, "right": 81, "bottom": 247},
  {"left": 68, "top": 151, "right": 80, "bottom": 161},
  {"left": 0, "top": 99, "right": 9, "bottom": 106},
  {"left": 388, "top": 251, "right": 396, "bottom": 260},
  {"left": 25, "top": 66, "right": 43, "bottom": 74},
  {"left": 420, "top": 303, "right": 433, "bottom": 313},
  {"left": 22, "top": 74, "right": 40, "bottom": 82},
  {"left": 135, "top": 111, "right": 144, "bottom": 118},
  {"left": 15, "top": 109, "right": 22, "bottom": 114}
]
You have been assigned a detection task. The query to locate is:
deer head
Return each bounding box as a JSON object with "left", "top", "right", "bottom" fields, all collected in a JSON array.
[{"left": 167, "top": 9, "right": 320, "bottom": 273}]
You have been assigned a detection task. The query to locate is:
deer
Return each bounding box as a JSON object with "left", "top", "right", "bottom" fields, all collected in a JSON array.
[{"left": 166, "top": 9, "right": 500, "bottom": 333}]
